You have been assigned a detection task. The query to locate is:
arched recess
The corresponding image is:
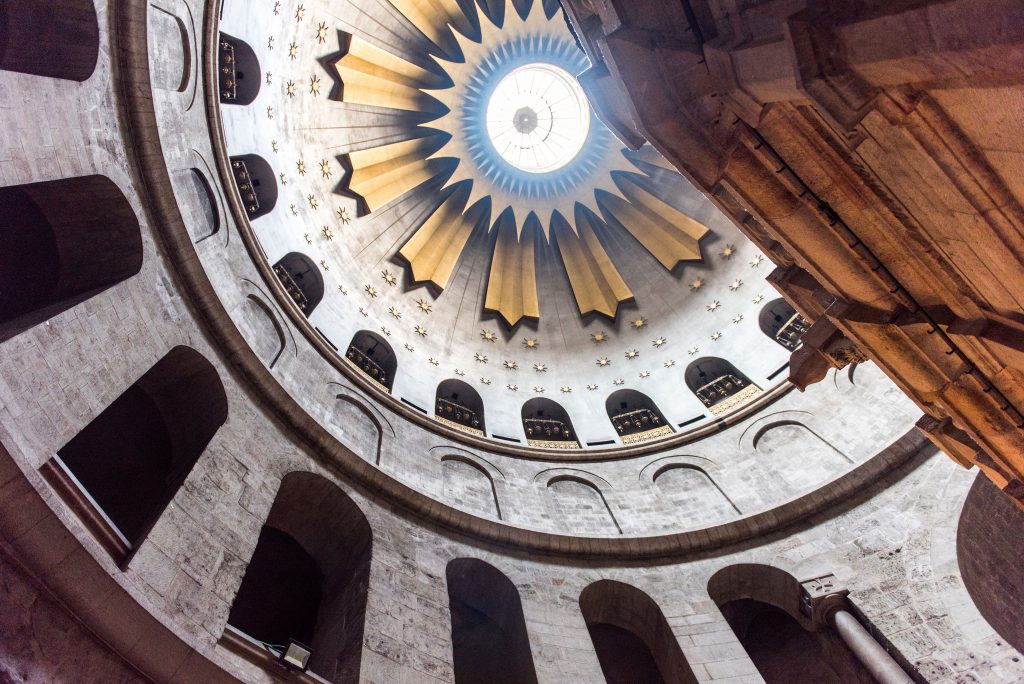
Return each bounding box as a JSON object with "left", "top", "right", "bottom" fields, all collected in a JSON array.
[
  {"left": 149, "top": 5, "right": 189, "bottom": 92},
  {"left": 345, "top": 331, "right": 397, "bottom": 391},
  {"left": 546, "top": 474, "right": 620, "bottom": 535},
  {"left": 217, "top": 32, "right": 260, "bottom": 104},
  {"left": 241, "top": 293, "right": 287, "bottom": 368},
  {"left": 441, "top": 456, "right": 501, "bottom": 519},
  {"left": 446, "top": 558, "right": 539, "bottom": 684},
  {"left": 957, "top": 472, "right": 1024, "bottom": 654},
  {"left": 332, "top": 394, "right": 384, "bottom": 465},
  {"left": 180, "top": 167, "right": 221, "bottom": 243},
  {"left": 272, "top": 252, "right": 324, "bottom": 316},
  {"left": 229, "top": 154, "right": 278, "bottom": 219},
  {"left": 521, "top": 398, "right": 579, "bottom": 449},
  {"left": 226, "top": 472, "right": 372, "bottom": 683},
  {"left": 752, "top": 420, "right": 853, "bottom": 492},
  {"left": 707, "top": 564, "right": 872, "bottom": 683},
  {"left": 758, "top": 298, "right": 809, "bottom": 351},
  {"left": 652, "top": 465, "right": 739, "bottom": 525},
  {"left": 0, "top": 0, "right": 99, "bottom": 81},
  {"left": 605, "top": 389, "right": 672, "bottom": 444},
  {"left": 436, "top": 379, "right": 485, "bottom": 435},
  {"left": 43, "top": 346, "right": 227, "bottom": 563},
  {"left": 579, "top": 580, "right": 698, "bottom": 684},
  {"left": 684, "top": 357, "right": 761, "bottom": 416},
  {"left": 0, "top": 176, "right": 143, "bottom": 342}
]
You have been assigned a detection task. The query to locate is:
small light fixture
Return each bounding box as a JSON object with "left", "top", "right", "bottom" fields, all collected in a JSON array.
[{"left": 280, "top": 639, "right": 312, "bottom": 672}]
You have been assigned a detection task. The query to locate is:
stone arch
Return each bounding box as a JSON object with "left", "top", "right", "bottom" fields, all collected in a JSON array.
[
  {"left": 436, "top": 378, "right": 486, "bottom": 434},
  {"left": 0, "top": 175, "right": 143, "bottom": 342},
  {"left": 45, "top": 346, "right": 227, "bottom": 563},
  {"left": 684, "top": 357, "right": 760, "bottom": 416},
  {"left": 0, "top": 0, "right": 99, "bottom": 81},
  {"left": 521, "top": 397, "right": 579, "bottom": 448},
  {"left": 446, "top": 558, "right": 539, "bottom": 684},
  {"left": 229, "top": 154, "right": 278, "bottom": 219},
  {"left": 651, "top": 464, "right": 740, "bottom": 524},
  {"left": 957, "top": 472, "right": 1024, "bottom": 654},
  {"left": 149, "top": 5, "right": 190, "bottom": 92},
  {"left": 273, "top": 252, "right": 324, "bottom": 316},
  {"left": 217, "top": 32, "right": 261, "bottom": 105},
  {"left": 181, "top": 166, "right": 221, "bottom": 243},
  {"left": 707, "top": 564, "right": 871, "bottom": 683},
  {"left": 605, "top": 389, "right": 672, "bottom": 444},
  {"left": 579, "top": 580, "right": 698, "bottom": 684},
  {"left": 441, "top": 455, "right": 501, "bottom": 519},
  {"left": 752, "top": 420, "right": 853, "bottom": 492},
  {"left": 227, "top": 471, "right": 372, "bottom": 683},
  {"left": 543, "top": 470, "right": 620, "bottom": 535},
  {"left": 758, "top": 298, "right": 809, "bottom": 351},
  {"left": 345, "top": 331, "right": 397, "bottom": 391},
  {"left": 242, "top": 293, "right": 287, "bottom": 369},
  {"left": 332, "top": 395, "right": 384, "bottom": 465}
]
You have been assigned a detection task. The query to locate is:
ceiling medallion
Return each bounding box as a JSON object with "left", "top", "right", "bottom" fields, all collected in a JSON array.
[{"left": 332, "top": 0, "right": 711, "bottom": 325}]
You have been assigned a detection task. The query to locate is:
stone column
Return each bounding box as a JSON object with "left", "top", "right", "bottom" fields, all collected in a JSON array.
[{"left": 800, "top": 574, "right": 914, "bottom": 684}]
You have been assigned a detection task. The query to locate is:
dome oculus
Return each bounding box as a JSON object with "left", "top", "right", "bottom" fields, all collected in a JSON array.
[{"left": 485, "top": 62, "right": 591, "bottom": 174}]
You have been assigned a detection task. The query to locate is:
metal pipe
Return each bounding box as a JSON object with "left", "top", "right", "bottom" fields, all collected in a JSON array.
[{"left": 833, "top": 610, "right": 913, "bottom": 684}]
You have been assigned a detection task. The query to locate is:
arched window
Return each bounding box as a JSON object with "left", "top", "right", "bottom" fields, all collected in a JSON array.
[
  {"left": 0, "top": 176, "right": 143, "bottom": 342},
  {"left": 684, "top": 357, "right": 760, "bottom": 416},
  {"left": 436, "top": 379, "right": 485, "bottom": 435},
  {"left": 218, "top": 33, "right": 261, "bottom": 105},
  {"left": 579, "top": 580, "right": 698, "bottom": 684},
  {"left": 707, "top": 565, "right": 873, "bottom": 683},
  {"left": 272, "top": 253, "right": 324, "bottom": 316},
  {"left": 0, "top": 0, "right": 99, "bottom": 81},
  {"left": 521, "top": 398, "right": 579, "bottom": 449},
  {"left": 759, "top": 298, "right": 809, "bottom": 351},
  {"left": 346, "top": 331, "right": 397, "bottom": 391},
  {"left": 43, "top": 347, "right": 227, "bottom": 563},
  {"left": 227, "top": 472, "right": 372, "bottom": 681},
  {"left": 605, "top": 389, "right": 672, "bottom": 444},
  {"left": 446, "top": 559, "right": 539, "bottom": 684},
  {"left": 229, "top": 154, "right": 278, "bottom": 219}
]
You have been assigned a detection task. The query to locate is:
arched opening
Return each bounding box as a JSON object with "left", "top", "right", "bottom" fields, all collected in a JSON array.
[
  {"left": 229, "top": 154, "right": 278, "bottom": 219},
  {"left": 579, "top": 580, "right": 698, "bottom": 684},
  {"left": 227, "top": 472, "right": 372, "bottom": 683},
  {"left": 521, "top": 398, "right": 579, "bottom": 449},
  {"left": 758, "top": 298, "right": 809, "bottom": 351},
  {"left": 957, "top": 472, "right": 1024, "bottom": 654},
  {"left": 436, "top": 379, "right": 485, "bottom": 435},
  {"left": 0, "top": 0, "right": 99, "bottom": 81},
  {"left": 218, "top": 33, "right": 261, "bottom": 105},
  {"left": 707, "top": 564, "right": 872, "bottom": 683},
  {"left": 604, "top": 389, "right": 672, "bottom": 444},
  {"left": 0, "top": 176, "right": 143, "bottom": 342},
  {"left": 45, "top": 347, "right": 227, "bottom": 562},
  {"left": 272, "top": 252, "right": 324, "bottom": 316},
  {"left": 345, "top": 331, "right": 397, "bottom": 391},
  {"left": 446, "top": 558, "right": 538, "bottom": 684},
  {"left": 684, "top": 357, "right": 760, "bottom": 416}
]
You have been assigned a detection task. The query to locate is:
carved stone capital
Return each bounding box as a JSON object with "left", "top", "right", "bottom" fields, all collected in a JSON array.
[{"left": 800, "top": 573, "right": 850, "bottom": 628}]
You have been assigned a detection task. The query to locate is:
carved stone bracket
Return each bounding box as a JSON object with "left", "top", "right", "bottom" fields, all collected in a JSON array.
[{"left": 789, "top": 318, "right": 868, "bottom": 390}]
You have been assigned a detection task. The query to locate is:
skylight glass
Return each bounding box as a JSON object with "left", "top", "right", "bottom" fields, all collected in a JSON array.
[{"left": 485, "top": 63, "right": 591, "bottom": 174}]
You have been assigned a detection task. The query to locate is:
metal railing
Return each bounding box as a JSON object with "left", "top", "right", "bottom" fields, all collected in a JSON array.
[
  {"left": 346, "top": 346, "right": 388, "bottom": 388},
  {"left": 273, "top": 264, "right": 310, "bottom": 313}
]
